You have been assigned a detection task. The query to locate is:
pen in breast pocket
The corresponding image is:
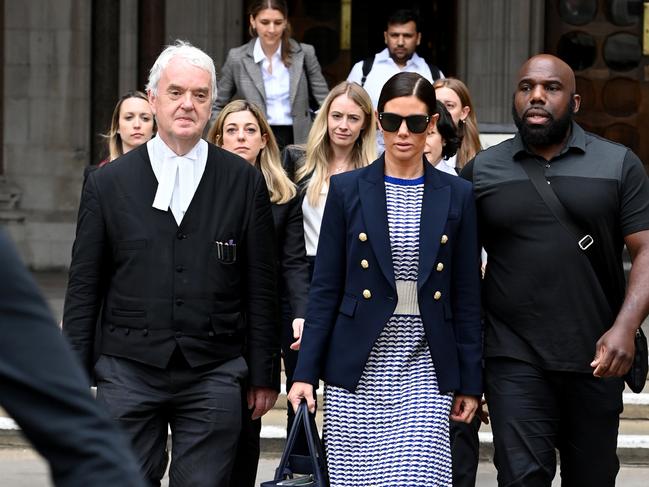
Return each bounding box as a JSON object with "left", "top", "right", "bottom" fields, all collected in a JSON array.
[
  {"left": 228, "top": 239, "right": 236, "bottom": 261},
  {"left": 216, "top": 241, "right": 223, "bottom": 260}
]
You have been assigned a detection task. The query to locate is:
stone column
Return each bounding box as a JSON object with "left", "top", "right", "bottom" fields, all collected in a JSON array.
[
  {"left": 3, "top": 0, "right": 92, "bottom": 268},
  {"left": 119, "top": 0, "right": 139, "bottom": 93},
  {"left": 165, "top": 0, "right": 243, "bottom": 70},
  {"left": 456, "top": 0, "right": 544, "bottom": 125}
]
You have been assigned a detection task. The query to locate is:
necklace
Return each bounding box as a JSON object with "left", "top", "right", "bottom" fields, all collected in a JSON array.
[{"left": 330, "top": 163, "right": 350, "bottom": 175}]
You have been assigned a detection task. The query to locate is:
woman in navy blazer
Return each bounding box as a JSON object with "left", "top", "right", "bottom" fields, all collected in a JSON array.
[{"left": 288, "top": 73, "right": 482, "bottom": 485}]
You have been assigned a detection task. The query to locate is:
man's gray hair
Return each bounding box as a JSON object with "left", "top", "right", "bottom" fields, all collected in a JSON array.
[{"left": 146, "top": 40, "right": 217, "bottom": 101}]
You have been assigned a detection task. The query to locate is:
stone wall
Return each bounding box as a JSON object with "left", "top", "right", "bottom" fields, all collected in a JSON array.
[
  {"left": 456, "top": 0, "right": 545, "bottom": 125},
  {"left": 3, "top": 0, "right": 91, "bottom": 269},
  {"left": 2, "top": 0, "right": 243, "bottom": 269}
]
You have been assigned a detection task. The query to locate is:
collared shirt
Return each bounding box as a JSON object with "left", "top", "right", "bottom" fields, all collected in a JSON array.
[
  {"left": 147, "top": 135, "right": 208, "bottom": 225},
  {"left": 435, "top": 155, "right": 458, "bottom": 176},
  {"left": 347, "top": 48, "right": 443, "bottom": 109},
  {"left": 347, "top": 48, "right": 444, "bottom": 152},
  {"left": 253, "top": 38, "right": 292, "bottom": 126},
  {"left": 461, "top": 122, "right": 649, "bottom": 372}
]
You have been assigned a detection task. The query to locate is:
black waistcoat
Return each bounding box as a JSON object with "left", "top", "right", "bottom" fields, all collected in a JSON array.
[{"left": 92, "top": 145, "right": 272, "bottom": 369}]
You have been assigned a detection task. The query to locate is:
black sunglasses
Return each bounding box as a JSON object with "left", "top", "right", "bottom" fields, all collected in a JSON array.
[{"left": 378, "top": 112, "right": 431, "bottom": 134}]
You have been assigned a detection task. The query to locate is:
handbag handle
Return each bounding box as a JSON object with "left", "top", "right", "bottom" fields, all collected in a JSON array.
[{"left": 273, "top": 401, "right": 329, "bottom": 485}]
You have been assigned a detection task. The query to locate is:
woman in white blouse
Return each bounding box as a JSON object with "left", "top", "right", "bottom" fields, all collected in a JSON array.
[
  {"left": 213, "top": 0, "right": 329, "bottom": 150},
  {"left": 280, "top": 81, "right": 376, "bottom": 424},
  {"left": 292, "top": 81, "right": 376, "bottom": 281}
]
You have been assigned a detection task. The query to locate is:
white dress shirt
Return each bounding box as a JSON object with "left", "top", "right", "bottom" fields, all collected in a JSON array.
[
  {"left": 253, "top": 38, "right": 292, "bottom": 126},
  {"left": 302, "top": 183, "right": 329, "bottom": 257},
  {"left": 348, "top": 48, "right": 444, "bottom": 152},
  {"left": 435, "top": 154, "right": 458, "bottom": 176},
  {"left": 148, "top": 135, "right": 208, "bottom": 225},
  {"left": 347, "top": 48, "right": 444, "bottom": 109}
]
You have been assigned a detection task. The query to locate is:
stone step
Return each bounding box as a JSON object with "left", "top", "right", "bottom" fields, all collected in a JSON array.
[
  {"left": 273, "top": 385, "right": 649, "bottom": 418},
  {"left": 3, "top": 408, "right": 649, "bottom": 465}
]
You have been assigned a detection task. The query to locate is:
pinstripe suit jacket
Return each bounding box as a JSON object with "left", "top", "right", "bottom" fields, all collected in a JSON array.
[{"left": 213, "top": 38, "right": 329, "bottom": 144}]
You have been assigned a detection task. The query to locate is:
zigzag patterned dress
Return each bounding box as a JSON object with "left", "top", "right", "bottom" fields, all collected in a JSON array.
[{"left": 323, "top": 175, "right": 453, "bottom": 486}]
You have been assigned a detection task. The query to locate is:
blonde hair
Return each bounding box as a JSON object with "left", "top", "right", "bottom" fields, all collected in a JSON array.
[
  {"left": 207, "top": 100, "right": 296, "bottom": 204},
  {"left": 433, "top": 77, "right": 482, "bottom": 169},
  {"left": 296, "top": 82, "right": 377, "bottom": 206},
  {"left": 103, "top": 90, "right": 155, "bottom": 162}
]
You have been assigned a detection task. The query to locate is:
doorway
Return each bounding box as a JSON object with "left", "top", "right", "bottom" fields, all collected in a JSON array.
[
  {"left": 285, "top": 1, "right": 456, "bottom": 87},
  {"left": 545, "top": 0, "right": 649, "bottom": 170}
]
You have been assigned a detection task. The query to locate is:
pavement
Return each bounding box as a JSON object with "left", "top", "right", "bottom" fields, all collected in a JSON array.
[
  {"left": 1, "top": 271, "right": 647, "bottom": 484},
  {"left": 1, "top": 449, "right": 649, "bottom": 486}
]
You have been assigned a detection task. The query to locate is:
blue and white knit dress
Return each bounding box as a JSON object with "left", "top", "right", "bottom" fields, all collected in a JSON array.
[{"left": 323, "top": 175, "right": 453, "bottom": 487}]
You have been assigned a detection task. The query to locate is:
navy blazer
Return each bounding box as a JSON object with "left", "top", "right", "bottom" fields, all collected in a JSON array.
[{"left": 293, "top": 155, "right": 483, "bottom": 395}]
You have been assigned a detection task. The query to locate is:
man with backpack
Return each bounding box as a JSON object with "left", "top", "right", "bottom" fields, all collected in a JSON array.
[{"left": 347, "top": 9, "right": 444, "bottom": 151}]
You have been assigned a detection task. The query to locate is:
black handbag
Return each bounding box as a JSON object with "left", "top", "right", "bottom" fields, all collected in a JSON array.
[
  {"left": 520, "top": 159, "right": 648, "bottom": 393},
  {"left": 260, "top": 401, "right": 329, "bottom": 487},
  {"left": 626, "top": 328, "right": 648, "bottom": 393}
]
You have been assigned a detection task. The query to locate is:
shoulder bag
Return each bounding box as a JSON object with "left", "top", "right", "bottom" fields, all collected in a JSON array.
[{"left": 519, "top": 158, "right": 648, "bottom": 393}]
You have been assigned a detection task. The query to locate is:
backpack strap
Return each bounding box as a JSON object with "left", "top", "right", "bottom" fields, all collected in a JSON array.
[
  {"left": 360, "top": 56, "right": 374, "bottom": 87},
  {"left": 361, "top": 55, "right": 441, "bottom": 85},
  {"left": 427, "top": 62, "right": 442, "bottom": 81}
]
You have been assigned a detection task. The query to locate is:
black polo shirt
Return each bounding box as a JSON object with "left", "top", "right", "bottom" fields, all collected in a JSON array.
[{"left": 462, "top": 122, "right": 649, "bottom": 372}]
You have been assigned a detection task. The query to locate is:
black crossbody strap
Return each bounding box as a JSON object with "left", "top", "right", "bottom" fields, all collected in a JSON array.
[
  {"left": 519, "top": 158, "right": 618, "bottom": 316},
  {"left": 519, "top": 159, "right": 594, "bottom": 251}
]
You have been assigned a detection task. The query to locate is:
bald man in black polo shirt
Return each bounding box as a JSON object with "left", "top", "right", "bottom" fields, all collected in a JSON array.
[{"left": 462, "top": 54, "right": 649, "bottom": 486}]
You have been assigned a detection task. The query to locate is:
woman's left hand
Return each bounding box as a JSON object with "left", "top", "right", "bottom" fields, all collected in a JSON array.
[{"left": 450, "top": 394, "right": 479, "bottom": 424}]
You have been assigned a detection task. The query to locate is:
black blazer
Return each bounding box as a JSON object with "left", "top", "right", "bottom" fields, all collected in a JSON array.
[
  {"left": 293, "top": 156, "right": 483, "bottom": 395},
  {"left": 63, "top": 143, "right": 280, "bottom": 389},
  {"left": 272, "top": 195, "right": 310, "bottom": 318},
  {"left": 0, "top": 230, "right": 145, "bottom": 487}
]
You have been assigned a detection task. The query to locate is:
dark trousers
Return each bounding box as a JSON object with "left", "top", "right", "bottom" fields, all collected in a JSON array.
[
  {"left": 229, "top": 258, "right": 315, "bottom": 486},
  {"left": 485, "top": 357, "right": 623, "bottom": 487},
  {"left": 450, "top": 415, "right": 481, "bottom": 487},
  {"left": 230, "top": 291, "right": 305, "bottom": 487},
  {"left": 95, "top": 353, "right": 246, "bottom": 487},
  {"left": 282, "top": 256, "right": 317, "bottom": 454},
  {"left": 229, "top": 389, "right": 262, "bottom": 487}
]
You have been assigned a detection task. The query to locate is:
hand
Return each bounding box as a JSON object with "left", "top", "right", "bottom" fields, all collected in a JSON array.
[
  {"left": 289, "top": 318, "right": 304, "bottom": 351},
  {"left": 590, "top": 325, "right": 637, "bottom": 378},
  {"left": 477, "top": 398, "right": 489, "bottom": 425},
  {"left": 287, "top": 381, "right": 316, "bottom": 413},
  {"left": 246, "top": 386, "right": 278, "bottom": 420},
  {"left": 450, "top": 394, "right": 479, "bottom": 424}
]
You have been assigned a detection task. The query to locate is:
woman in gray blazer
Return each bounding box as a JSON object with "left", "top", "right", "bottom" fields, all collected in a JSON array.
[{"left": 213, "top": 0, "right": 329, "bottom": 150}]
